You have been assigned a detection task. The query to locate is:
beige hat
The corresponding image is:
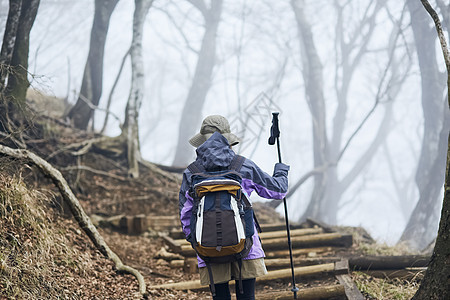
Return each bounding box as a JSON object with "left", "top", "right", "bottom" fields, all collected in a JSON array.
[{"left": 189, "top": 115, "right": 240, "bottom": 147}]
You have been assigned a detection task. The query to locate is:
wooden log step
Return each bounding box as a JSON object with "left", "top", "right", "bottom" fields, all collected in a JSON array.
[
  {"left": 159, "top": 234, "right": 182, "bottom": 253},
  {"left": 147, "top": 215, "right": 179, "bottom": 231},
  {"left": 168, "top": 222, "right": 311, "bottom": 239},
  {"left": 265, "top": 246, "right": 337, "bottom": 259},
  {"left": 263, "top": 255, "right": 430, "bottom": 271},
  {"left": 261, "top": 233, "right": 353, "bottom": 250},
  {"left": 178, "top": 232, "right": 352, "bottom": 256},
  {"left": 305, "top": 217, "right": 335, "bottom": 233},
  {"left": 264, "top": 257, "right": 341, "bottom": 270},
  {"left": 170, "top": 257, "right": 343, "bottom": 271},
  {"left": 169, "top": 260, "right": 185, "bottom": 268},
  {"left": 259, "top": 227, "right": 324, "bottom": 239},
  {"left": 173, "top": 228, "right": 324, "bottom": 246},
  {"left": 152, "top": 262, "right": 340, "bottom": 291},
  {"left": 256, "top": 284, "right": 346, "bottom": 300},
  {"left": 258, "top": 222, "right": 309, "bottom": 232},
  {"left": 259, "top": 262, "right": 337, "bottom": 281},
  {"left": 336, "top": 274, "right": 365, "bottom": 300}
]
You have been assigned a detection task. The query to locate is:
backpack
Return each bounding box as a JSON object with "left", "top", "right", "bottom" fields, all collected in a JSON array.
[{"left": 187, "top": 155, "right": 260, "bottom": 295}]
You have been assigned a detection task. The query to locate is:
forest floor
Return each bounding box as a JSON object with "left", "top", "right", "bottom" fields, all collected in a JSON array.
[{"left": 0, "top": 93, "right": 423, "bottom": 299}]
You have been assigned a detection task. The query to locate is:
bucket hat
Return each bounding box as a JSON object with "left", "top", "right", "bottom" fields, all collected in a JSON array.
[{"left": 189, "top": 115, "right": 240, "bottom": 147}]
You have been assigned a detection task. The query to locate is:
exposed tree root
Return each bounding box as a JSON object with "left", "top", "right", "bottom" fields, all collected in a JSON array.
[{"left": 0, "top": 144, "right": 148, "bottom": 298}]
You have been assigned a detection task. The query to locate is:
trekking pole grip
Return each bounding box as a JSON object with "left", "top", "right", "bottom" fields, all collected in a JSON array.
[
  {"left": 268, "top": 112, "right": 282, "bottom": 163},
  {"left": 268, "top": 112, "right": 280, "bottom": 145}
]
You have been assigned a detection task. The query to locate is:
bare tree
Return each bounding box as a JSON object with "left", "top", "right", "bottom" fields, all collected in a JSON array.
[
  {"left": 0, "top": 0, "right": 40, "bottom": 136},
  {"left": 121, "top": 0, "right": 153, "bottom": 178},
  {"left": 67, "top": 0, "right": 119, "bottom": 130},
  {"left": 172, "top": 0, "right": 224, "bottom": 167},
  {"left": 288, "top": 0, "right": 408, "bottom": 224},
  {"left": 411, "top": 1, "right": 450, "bottom": 298},
  {"left": 398, "top": 0, "right": 450, "bottom": 251}
]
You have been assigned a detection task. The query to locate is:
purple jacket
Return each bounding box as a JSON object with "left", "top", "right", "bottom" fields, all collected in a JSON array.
[{"left": 179, "top": 132, "right": 289, "bottom": 267}]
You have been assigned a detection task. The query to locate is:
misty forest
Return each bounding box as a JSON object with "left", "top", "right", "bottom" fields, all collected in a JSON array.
[{"left": 1, "top": 0, "right": 450, "bottom": 299}]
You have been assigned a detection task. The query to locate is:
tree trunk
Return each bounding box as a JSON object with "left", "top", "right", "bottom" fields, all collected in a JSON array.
[
  {"left": 411, "top": 1, "right": 450, "bottom": 298},
  {"left": 121, "top": 0, "right": 153, "bottom": 178},
  {"left": 3, "top": 0, "right": 39, "bottom": 122},
  {"left": 0, "top": 0, "right": 22, "bottom": 132},
  {"left": 0, "top": 0, "right": 22, "bottom": 92},
  {"left": 67, "top": 0, "right": 119, "bottom": 130},
  {"left": 291, "top": 0, "right": 329, "bottom": 222},
  {"left": 172, "top": 0, "right": 223, "bottom": 167},
  {"left": 399, "top": 0, "right": 448, "bottom": 251}
]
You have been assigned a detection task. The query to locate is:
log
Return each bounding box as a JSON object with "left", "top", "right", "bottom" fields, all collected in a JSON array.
[
  {"left": 180, "top": 246, "right": 337, "bottom": 259},
  {"left": 264, "top": 257, "right": 341, "bottom": 270},
  {"left": 169, "top": 230, "right": 187, "bottom": 240},
  {"left": 168, "top": 222, "right": 309, "bottom": 239},
  {"left": 183, "top": 258, "right": 198, "bottom": 274},
  {"left": 152, "top": 263, "right": 337, "bottom": 291},
  {"left": 259, "top": 227, "right": 323, "bottom": 239},
  {"left": 169, "top": 260, "right": 185, "bottom": 268},
  {"left": 178, "top": 233, "right": 352, "bottom": 255},
  {"left": 121, "top": 214, "right": 148, "bottom": 234},
  {"left": 174, "top": 228, "right": 324, "bottom": 246},
  {"left": 256, "top": 284, "right": 346, "bottom": 300},
  {"left": 171, "top": 254, "right": 341, "bottom": 270},
  {"left": 146, "top": 215, "right": 179, "bottom": 231},
  {"left": 265, "top": 247, "right": 337, "bottom": 259},
  {"left": 261, "top": 233, "right": 353, "bottom": 250},
  {"left": 159, "top": 234, "right": 182, "bottom": 253},
  {"left": 258, "top": 222, "right": 307, "bottom": 232},
  {"left": 334, "top": 259, "right": 350, "bottom": 275},
  {"left": 305, "top": 217, "right": 334, "bottom": 233},
  {"left": 336, "top": 274, "right": 365, "bottom": 300},
  {"left": 0, "top": 145, "right": 147, "bottom": 297},
  {"left": 349, "top": 255, "right": 430, "bottom": 270},
  {"left": 257, "top": 263, "right": 336, "bottom": 282}
]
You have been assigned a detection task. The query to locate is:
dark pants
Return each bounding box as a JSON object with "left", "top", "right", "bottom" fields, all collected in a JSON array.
[{"left": 212, "top": 278, "right": 256, "bottom": 300}]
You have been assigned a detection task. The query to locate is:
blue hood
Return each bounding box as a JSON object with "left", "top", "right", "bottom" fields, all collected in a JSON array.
[{"left": 195, "top": 132, "right": 235, "bottom": 170}]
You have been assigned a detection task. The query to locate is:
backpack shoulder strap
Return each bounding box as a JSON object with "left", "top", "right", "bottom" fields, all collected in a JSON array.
[
  {"left": 229, "top": 155, "right": 245, "bottom": 172},
  {"left": 187, "top": 160, "right": 205, "bottom": 174}
]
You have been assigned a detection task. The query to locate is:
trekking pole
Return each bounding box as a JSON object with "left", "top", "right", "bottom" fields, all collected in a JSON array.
[{"left": 268, "top": 112, "right": 299, "bottom": 299}]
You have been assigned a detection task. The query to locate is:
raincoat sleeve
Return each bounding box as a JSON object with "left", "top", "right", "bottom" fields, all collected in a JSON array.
[
  {"left": 179, "top": 170, "right": 194, "bottom": 241},
  {"left": 240, "top": 159, "right": 289, "bottom": 200}
]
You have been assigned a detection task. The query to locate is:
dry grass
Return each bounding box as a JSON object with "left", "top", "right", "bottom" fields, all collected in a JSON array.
[
  {"left": 354, "top": 272, "right": 420, "bottom": 299},
  {"left": 357, "top": 241, "right": 415, "bottom": 256},
  {"left": 0, "top": 171, "right": 88, "bottom": 299}
]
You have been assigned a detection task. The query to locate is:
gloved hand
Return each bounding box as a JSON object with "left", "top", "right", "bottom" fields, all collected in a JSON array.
[{"left": 273, "top": 162, "right": 289, "bottom": 177}]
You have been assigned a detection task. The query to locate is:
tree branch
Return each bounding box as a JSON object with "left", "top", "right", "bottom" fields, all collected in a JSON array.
[
  {"left": 100, "top": 47, "right": 130, "bottom": 134},
  {"left": 187, "top": 0, "right": 208, "bottom": 18}
]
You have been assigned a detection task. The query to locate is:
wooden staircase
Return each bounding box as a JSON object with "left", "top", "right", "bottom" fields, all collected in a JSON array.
[
  {"left": 155, "top": 219, "right": 364, "bottom": 299},
  {"left": 95, "top": 214, "right": 429, "bottom": 299}
]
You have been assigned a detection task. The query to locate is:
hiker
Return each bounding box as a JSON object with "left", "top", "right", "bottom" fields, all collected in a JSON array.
[{"left": 179, "top": 115, "right": 289, "bottom": 300}]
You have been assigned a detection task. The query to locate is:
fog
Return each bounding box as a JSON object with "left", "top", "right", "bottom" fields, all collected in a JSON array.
[{"left": 3, "top": 0, "right": 446, "bottom": 248}]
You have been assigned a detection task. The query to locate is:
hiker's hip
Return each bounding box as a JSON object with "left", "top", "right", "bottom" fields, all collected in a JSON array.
[{"left": 199, "top": 258, "right": 267, "bottom": 286}]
